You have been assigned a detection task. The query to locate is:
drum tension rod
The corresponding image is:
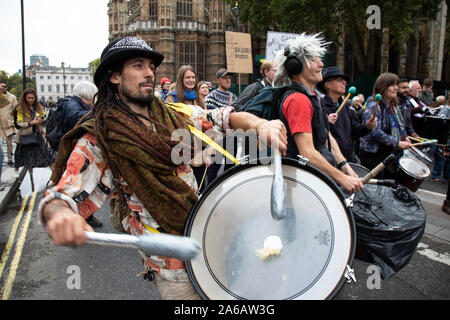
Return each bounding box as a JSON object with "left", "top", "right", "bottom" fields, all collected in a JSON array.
[
  {"left": 345, "top": 194, "right": 354, "bottom": 208},
  {"left": 237, "top": 155, "right": 250, "bottom": 165},
  {"left": 297, "top": 155, "right": 310, "bottom": 166},
  {"left": 344, "top": 265, "right": 356, "bottom": 283}
]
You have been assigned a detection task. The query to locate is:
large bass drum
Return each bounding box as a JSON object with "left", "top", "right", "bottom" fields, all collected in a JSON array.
[{"left": 184, "top": 157, "right": 356, "bottom": 300}]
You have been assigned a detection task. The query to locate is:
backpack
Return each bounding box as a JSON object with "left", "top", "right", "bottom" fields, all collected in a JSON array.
[
  {"left": 240, "top": 85, "right": 304, "bottom": 120},
  {"left": 46, "top": 104, "right": 65, "bottom": 152}
]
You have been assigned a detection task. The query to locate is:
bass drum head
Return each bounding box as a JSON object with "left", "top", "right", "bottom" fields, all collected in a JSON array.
[{"left": 185, "top": 158, "right": 355, "bottom": 300}]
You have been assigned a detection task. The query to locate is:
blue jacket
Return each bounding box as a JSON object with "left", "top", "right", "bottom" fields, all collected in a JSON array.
[
  {"left": 359, "top": 97, "right": 401, "bottom": 153},
  {"left": 58, "top": 96, "right": 91, "bottom": 133}
]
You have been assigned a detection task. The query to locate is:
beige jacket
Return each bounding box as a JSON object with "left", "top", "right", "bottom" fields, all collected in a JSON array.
[{"left": 0, "top": 91, "right": 18, "bottom": 137}]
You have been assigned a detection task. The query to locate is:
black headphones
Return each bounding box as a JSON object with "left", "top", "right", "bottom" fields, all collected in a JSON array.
[{"left": 284, "top": 45, "right": 303, "bottom": 76}]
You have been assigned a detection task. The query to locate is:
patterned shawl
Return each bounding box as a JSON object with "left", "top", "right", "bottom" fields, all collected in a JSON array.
[
  {"left": 51, "top": 98, "right": 198, "bottom": 235},
  {"left": 387, "top": 102, "right": 407, "bottom": 142}
]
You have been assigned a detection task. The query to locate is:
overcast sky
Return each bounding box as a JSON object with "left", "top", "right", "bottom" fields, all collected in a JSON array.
[{"left": 0, "top": 0, "right": 109, "bottom": 75}]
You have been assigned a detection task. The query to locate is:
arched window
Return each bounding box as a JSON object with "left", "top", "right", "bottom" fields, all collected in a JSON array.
[
  {"left": 177, "top": 0, "right": 193, "bottom": 21},
  {"left": 149, "top": 0, "right": 158, "bottom": 20}
]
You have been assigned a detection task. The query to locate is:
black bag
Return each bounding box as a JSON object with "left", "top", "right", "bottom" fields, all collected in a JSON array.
[
  {"left": 240, "top": 85, "right": 304, "bottom": 120},
  {"left": 46, "top": 106, "right": 65, "bottom": 152},
  {"left": 20, "top": 133, "right": 39, "bottom": 145},
  {"left": 352, "top": 184, "right": 426, "bottom": 279}
]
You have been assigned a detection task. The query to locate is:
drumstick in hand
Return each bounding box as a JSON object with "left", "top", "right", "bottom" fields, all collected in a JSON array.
[
  {"left": 370, "top": 94, "right": 382, "bottom": 121},
  {"left": 411, "top": 139, "right": 437, "bottom": 147},
  {"left": 336, "top": 86, "right": 356, "bottom": 115}
]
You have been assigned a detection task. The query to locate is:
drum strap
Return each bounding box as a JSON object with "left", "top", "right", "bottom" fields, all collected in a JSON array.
[
  {"left": 141, "top": 222, "right": 161, "bottom": 234},
  {"left": 166, "top": 102, "right": 240, "bottom": 165}
]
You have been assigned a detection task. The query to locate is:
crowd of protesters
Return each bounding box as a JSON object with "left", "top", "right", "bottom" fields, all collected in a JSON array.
[
  {"left": 0, "top": 35, "right": 448, "bottom": 301},
  {"left": 1, "top": 48, "right": 449, "bottom": 208}
]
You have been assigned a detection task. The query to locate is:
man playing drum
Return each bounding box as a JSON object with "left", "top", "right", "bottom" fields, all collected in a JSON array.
[
  {"left": 37, "top": 36, "right": 287, "bottom": 300},
  {"left": 273, "top": 33, "right": 363, "bottom": 194}
]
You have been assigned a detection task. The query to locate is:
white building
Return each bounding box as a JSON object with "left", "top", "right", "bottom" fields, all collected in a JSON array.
[{"left": 35, "top": 66, "right": 93, "bottom": 102}]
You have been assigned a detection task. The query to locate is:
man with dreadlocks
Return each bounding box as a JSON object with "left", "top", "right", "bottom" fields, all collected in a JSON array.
[
  {"left": 273, "top": 33, "right": 363, "bottom": 194},
  {"left": 37, "top": 37, "right": 287, "bottom": 300}
]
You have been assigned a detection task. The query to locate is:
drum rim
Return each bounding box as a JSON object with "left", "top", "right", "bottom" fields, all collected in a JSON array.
[
  {"left": 398, "top": 156, "right": 431, "bottom": 179},
  {"left": 184, "top": 157, "right": 356, "bottom": 300}
]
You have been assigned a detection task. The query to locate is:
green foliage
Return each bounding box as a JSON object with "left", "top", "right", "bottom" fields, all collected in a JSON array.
[
  {"left": 225, "top": 0, "right": 441, "bottom": 44},
  {"left": 0, "top": 70, "right": 36, "bottom": 99},
  {"left": 88, "top": 57, "right": 101, "bottom": 75},
  {"left": 224, "top": 0, "right": 443, "bottom": 75}
]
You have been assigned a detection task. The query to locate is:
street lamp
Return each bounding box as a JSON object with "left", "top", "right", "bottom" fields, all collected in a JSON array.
[
  {"left": 61, "top": 62, "right": 66, "bottom": 96},
  {"left": 232, "top": 1, "right": 239, "bottom": 32},
  {"left": 21, "top": 0, "right": 26, "bottom": 90}
]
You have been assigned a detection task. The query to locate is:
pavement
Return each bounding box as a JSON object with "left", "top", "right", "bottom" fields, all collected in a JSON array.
[{"left": 1, "top": 139, "right": 450, "bottom": 243}]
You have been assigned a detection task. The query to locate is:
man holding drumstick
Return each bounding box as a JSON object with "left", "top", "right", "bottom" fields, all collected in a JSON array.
[{"left": 37, "top": 36, "right": 287, "bottom": 300}]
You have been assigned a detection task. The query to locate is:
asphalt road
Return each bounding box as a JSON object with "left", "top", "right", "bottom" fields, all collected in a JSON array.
[{"left": 0, "top": 194, "right": 160, "bottom": 300}]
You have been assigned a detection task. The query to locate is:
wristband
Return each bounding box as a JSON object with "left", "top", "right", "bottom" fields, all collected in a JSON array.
[
  {"left": 337, "top": 160, "right": 348, "bottom": 169},
  {"left": 37, "top": 191, "right": 79, "bottom": 231}
]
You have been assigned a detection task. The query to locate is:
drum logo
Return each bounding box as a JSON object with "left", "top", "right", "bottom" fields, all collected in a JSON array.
[{"left": 315, "top": 230, "right": 330, "bottom": 246}]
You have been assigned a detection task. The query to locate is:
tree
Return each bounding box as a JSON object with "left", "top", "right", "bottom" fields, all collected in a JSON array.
[
  {"left": 88, "top": 58, "right": 101, "bottom": 78},
  {"left": 0, "top": 70, "right": 35, "bottom": 98},
  {"left": 225, "top": 0, "right": 442, "bottom": 76}
]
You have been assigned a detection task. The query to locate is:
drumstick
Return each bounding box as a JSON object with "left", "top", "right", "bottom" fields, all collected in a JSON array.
[
  {"left": 271, "top": 148, "right": 286, "bottom": 220},
  {"left": 408, "top": 136, "right": 431, "bottom": 143},
  {"left": 360, "top": 153, "right": 398, "bottom": 184},
  {"left": 336, "top": 86, "right": 356, "bottom": 115},
  {"left": 197, "top": 166, "right": 208, "bottom": 194},
  {"left": 370, "top": 94, "right": 382, "bottom": 121},
  {"left": 430, "top": 105, "right": 445, "bottom": 112},
  {"left": 366, "top": 179, "right": 397, "bottom": 188},
  {"left": 411, "top": 139, "right": 437, "bottom": 147},
  {"left": 408, "top": 136, "right": 423, "bottom": 142},
  {"left": 85, "top": 231, "right": 200, "bottom": 260}
]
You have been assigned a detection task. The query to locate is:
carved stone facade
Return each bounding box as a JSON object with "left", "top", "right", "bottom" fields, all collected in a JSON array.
[
  {"left": 107, "top": 0, "right": 448, "bottom": 89},
  {"left": 107, "top": 0, "right": 258, "bottom": 86}
]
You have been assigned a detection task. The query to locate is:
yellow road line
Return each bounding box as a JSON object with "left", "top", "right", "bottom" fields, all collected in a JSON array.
[
  {"left": 0, "top": 195, "right": 30, "bottom": 281},
  {"left": 1, "top": 191, "right": 37, "bottom": 300}
]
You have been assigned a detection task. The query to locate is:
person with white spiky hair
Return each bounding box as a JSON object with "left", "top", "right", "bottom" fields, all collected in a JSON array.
[
  {"left": 274, "top": 33, "right": 329, "bottom": 87},
  {"left": 273, "top": 33, "right": 364, "bottom": 194}
]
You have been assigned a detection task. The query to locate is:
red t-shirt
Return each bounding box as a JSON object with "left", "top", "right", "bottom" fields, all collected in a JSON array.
[{"left": 282, "top": 92, "right": 314, "bottom": 134}]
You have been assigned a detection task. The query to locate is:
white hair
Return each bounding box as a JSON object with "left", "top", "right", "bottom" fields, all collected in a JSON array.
[
  {"left": 73, "top": 81, "right": 98, "bottom": 101},
  {"left": 274, "top": 33, "right": 330, "bottom": 87},
  {"left": 408, "top": 80, "right": 420, "bottom": 90}
]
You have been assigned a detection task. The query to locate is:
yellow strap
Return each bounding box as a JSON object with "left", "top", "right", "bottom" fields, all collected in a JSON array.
[
  {"left": 166, "top": 102, "right": 240, "bottom": 165},
  {"left": 188, "top": 124, "right": 240, "bottom": 165},
  {"left": 142, "top": 222, "right": 161, "bottom": 234},
  {"left": 166, "top": 102, "right": 193, "bottom": 118}
]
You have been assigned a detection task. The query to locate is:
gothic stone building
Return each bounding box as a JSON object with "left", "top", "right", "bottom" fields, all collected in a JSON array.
[
  {"left": 108, "top": 0, "right": 449, "bottom": 95},
  {"left": 108, "top": 0, "right": 261, "bottom": 86}
]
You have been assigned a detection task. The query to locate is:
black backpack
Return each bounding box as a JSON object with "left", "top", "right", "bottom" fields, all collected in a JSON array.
[
  {"left": 46, "top": 104, "right": 65, "bottom": 152},
  {"left": 240, "top": 85, "right": 304, "bottom": 120}
]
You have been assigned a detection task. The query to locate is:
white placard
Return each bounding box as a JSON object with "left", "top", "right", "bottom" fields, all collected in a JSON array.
[{"left": 265, "top": 31, "right": 303, "bottom": 61}]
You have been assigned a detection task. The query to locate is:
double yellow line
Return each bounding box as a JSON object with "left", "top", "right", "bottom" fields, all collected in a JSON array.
[{"left": 0, "top": 190, "right": 37, "bottom": 300}]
